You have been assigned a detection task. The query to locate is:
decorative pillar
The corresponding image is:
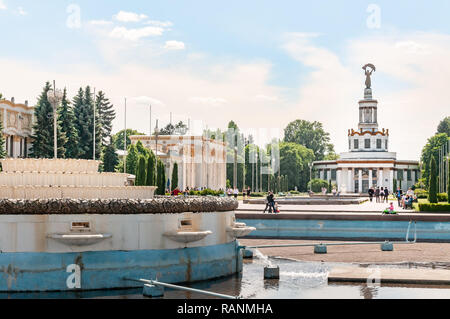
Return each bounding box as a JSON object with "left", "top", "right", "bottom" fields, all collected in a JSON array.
[
  {"left": 369, "top": 169, "right": 373, "bottom": 188},
  {"left": 320, "top": 169, "right": 324, "bottom": 180},
  {"left": 336, "top": 169, "right": 341, "bottom": 192},
  {"left": 358, "top": 169, "right": 362, "bottom": 193},
  {"left": 403, "top": 169, "right": 408, "bottom": 191},
  {"left": 379, "top": 169, "right": 383, "bottom": 188},
  {"left": 389, "top": 169, "right": 394, "bottom": 192},
  {"left": 348, "top": 169, "right": 352, "bottom": 193}
]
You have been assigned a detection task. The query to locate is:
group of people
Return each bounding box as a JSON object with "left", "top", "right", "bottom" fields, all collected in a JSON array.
[
  {"left": 368, "top": 186, "right": 390, "bottom": 203},
  {"left": 263, "top": 191, "right": 279, "bottom": 213},
  {"left": 226, "top": 187, "right": 240, "bottom": 199},
  {"left": 395, "top": 187, "right": 416, "bottom": 209}
]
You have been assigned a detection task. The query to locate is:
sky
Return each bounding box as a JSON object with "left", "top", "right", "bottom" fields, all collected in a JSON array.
[{"left": 0, "top": 0, "right": 449, "bottom": 160}]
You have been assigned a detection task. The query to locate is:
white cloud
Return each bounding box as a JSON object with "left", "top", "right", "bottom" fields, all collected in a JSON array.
[
  {"left": 255, "top": 94, "right": 278, "bottom": 102},
  {"left": 17, "top": 7, "right": 27, "bottom": 15},
  {"left": 130, "top": 96, "right": 165, "bottom": 106},
  {"left": 144, "top": 20, "right": 173, "bottom": 28},
  {"left": 109, "top": 26, "right": 164, "bottom": 41},
  {"left": 189, "top": 97, "right": 228, "bottom": 106},
  {"left": 0, "top": 1, "right": 6, "bottom": 10},
  {"left": 113, "top": 11, "right": 148, "bottom": 23},
  {"left": 164, "top": 40, "right": 185, "bottom": 50},
  {"left": 90, "top": 20, "right": 113, "bottom": 26}
]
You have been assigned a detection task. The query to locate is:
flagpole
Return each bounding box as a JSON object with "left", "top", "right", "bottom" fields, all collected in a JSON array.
[
  {"left": 93, "top": 88, "right": 96, "bottom": 160},
  {"left": 124, "top": 98, "right": 127, "bottom": 174}
]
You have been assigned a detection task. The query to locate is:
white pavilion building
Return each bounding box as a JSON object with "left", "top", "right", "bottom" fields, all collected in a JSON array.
[{"left": 313, "top": 65, "right": 419, "bottom": 194}]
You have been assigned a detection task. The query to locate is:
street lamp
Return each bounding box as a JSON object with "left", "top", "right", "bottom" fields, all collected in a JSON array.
[
  {"left": 47, "top": 82, "right": 63, "bottom": 159},
  {"left": 308, "top": 162, "right": 313, "bottom": 191}
]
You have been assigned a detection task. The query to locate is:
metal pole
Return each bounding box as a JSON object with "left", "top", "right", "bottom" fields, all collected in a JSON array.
[
  {"left": 124, "top": 98, "right": 127, "bottom": 174},
  {"left": 93, "top": 88, "right": 96, "bottom": 160},
  {"left": 53, "top": 80, "right": 57, "bottom": 159},
  {"left": 123, "top": 278, "right": 238, "bottom": 299}
]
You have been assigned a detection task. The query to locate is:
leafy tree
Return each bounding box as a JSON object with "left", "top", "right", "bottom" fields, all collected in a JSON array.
[
  {"left": 96, "top": 91, "right": 115, "bottom": 147},
  {"left": 102, "top": 140, "right": 119, "bottom": 172},
  {"left": 112, "top": 129, "right": 144, "bottom": 151},
  {"left": 156, "top": 158, "right": 166, "bottom": 195},
  {"left": 159, "top": 121, "right": 188, "bottom": 135},
  {"left": 307, "top": 179, "right": 329, "bottom": 193},
  {"left": 448, "top": 159, "right": 450, "bottom": 204},
  {"left": 0, "top": 114, "right": 5, "bottom": 159},
  {"left": 437, "top": 116, "right": 450, "bottom": 136},
  {"left": 146, "top": 151, "right": 156, "bottom": 186},
  {"left": 278, "top": 142, "right": 315, "bottom": 192},
  {"left": 30, "top": 82, "right": 66, "bottom": 158},
  {"left": 125, "top": 144, "right": 139, "bottom": 175},
  {"left": 420, "top": 133, "right": 449, "bottom": 189},
  {"left": 136, "top": 140, "right": 149, "bottom": 158},
  {"left": 428, "top": 156, "right": 438, "bottom": 203},
  {"left": 59, "top": 88, "right": 79, "bottom": 158},
  {"left": 171, "top": 162, "right": 179, "bottom": 191},
  {"left": 135, "top": 155, "right": 147, "bottom": 186},
  {"left": 284, "top": 119, "right": 335, "bottom": 160}
]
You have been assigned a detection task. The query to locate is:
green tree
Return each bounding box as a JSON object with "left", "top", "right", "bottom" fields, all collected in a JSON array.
[
  {"left": 171, "top": 162, "right": 179, "bottom": 191},
  {"left": 0, "top": 114, "right": 5, "bottom": 159},
  {"left": 156, "top": 158, "right": 166, "bottom": 195},
  {"left": 278, "top": 142, "right": 315, "bottom": 192},
  {"left": 126, "top": 144, "right": 139, "bottom": 176},
  {"left": 30, "top": 82, "right": 66, "bottom": 158},
  {"left": 437, "top": 116, "right": 450, "bottom": 136},
  {"left": 146, "top": 151, "right": 156, "bottom": 186},
  {"left": 112, "top": 129, "right": 145, "bottom": 151},
  {"left": 136, "top": 140, "right": 149, "bottom": 158},
  {"left": 135, "top": 155, "right": 147, "bottom": 186},
  {"left": 102, "top": 140, "right": 119, "bottom": 172},
  {"left": 159, "top": 121, "right": 188, "bottom": 135},
  {"left": 284, "top": 119, "right": 335, "bottom": 160},
  {"left": 307, "top": 179, "right": 329, "bottom": 193},
  {"left": 428, "top": 156, "right": 438, "bottom": 203},
  {"left": 420, "top": 133, "right": 449, "bottom": 189},
  {"left": 448, "top": 159, "right": 450, "bottom": 204},
  {"left": 96, "top": 91, "right": 116, "bottom": 148},
  {"left": 59, "top": 88, "right": 79, "bottom": 158}
]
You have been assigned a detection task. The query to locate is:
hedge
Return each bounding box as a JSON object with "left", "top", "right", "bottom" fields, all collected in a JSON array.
[
  {"left": 437, "top": 193, "right": 448, "bottom": 202},
  {"left": 418, "top": 203, "right": 450, "bottom": 212},
  {"left": 414, "top": 189, "right": 428, "bottom": 199}
]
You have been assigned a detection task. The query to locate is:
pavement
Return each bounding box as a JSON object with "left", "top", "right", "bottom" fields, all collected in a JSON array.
[
  {"left": 239, "top": 239, "right": 450, "bottom": 264},
  {"left": 328, "top": 267, "right": 450, "bottom": 285},
  {"left": 237, "top": 199, "right": 417, "bottom": 213}
]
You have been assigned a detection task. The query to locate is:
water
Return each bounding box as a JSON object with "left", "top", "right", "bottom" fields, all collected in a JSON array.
[{"left": 1, "top": 255, "right": 449, "bottom": 299}]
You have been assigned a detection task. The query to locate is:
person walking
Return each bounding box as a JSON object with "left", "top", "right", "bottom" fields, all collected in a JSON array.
[
  {"left": 233, "top": 187, "right": 239, "bottom": 199},
  {"left": 263, "top": 192, "right": 274, "bottom": 213},
  {"left": 368, "top": 187, "right": 374, "bottom": 202},
  {"left": 375, "top": 187, "right": 380, "bottom": 203},
  {"left": 383, "top": 187, "right": 389, "bottom": 203},
  {"left": 247, "top": 186, "right": 251, "bottom": 200},
  {"left": 396, "top": 187, "right": 403, "bottom": 206}
]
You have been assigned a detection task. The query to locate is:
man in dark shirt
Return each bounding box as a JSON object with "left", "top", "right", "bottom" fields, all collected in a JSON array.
[
  {"left": 368, "top": 187, "right": 374, "bottom": 202},
  {"left": 263, "top": 192, "right": 275, "bottom": 213}
]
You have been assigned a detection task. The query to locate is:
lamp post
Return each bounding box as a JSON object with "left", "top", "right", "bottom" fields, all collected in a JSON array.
[{"left": 47, "top": 81, "right": 63, "bottom": 159}]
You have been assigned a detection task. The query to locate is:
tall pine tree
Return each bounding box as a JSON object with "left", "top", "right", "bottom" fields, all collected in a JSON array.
[
  {"left": 156, "top": 158, "right": 166, "bottom": 195},
  {"left": 58, "top": 88, "right": 79, "bottom": 158},
  {"left": 171, "top": 162, "right": 178, "bottom": 191},
  {"left": 0, "top": 111, "right": 5, "bottom": 159},
  {"left": 73, "top": 86, "right": 101, "bottom": 159},
  {"left": 146, "top": 151, "right": 156, "bottom": 186},
  {"left": 135, "top": 155, "right": 147, "bottom": 186},
  {"left": 96, "top": 91, "right": 115, "bottom": 148},
  {"left": 428, "top": 156, "right": 438, "bottom": 203},
  {"left": 30, "top": 82, "right": 66, "bottom": 158},
  {"left": 102, "top": 139, "right": 119, "bottom": 172}
]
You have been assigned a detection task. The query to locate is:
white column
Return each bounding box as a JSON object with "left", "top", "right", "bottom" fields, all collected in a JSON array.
[
  {"left": 369, "top": 169, "right": 373, "bottom": 188},
  {"left": 412, "top": 170, "right": 416, "bottom": 186},
  {"left": 403, "top": 169, "right": 407, "bottom": 191},
  {"left": 389, "top": 169, "right": 394, "bottom": 192},
  {"left": 358, "top": 169, "right": 362, "bottom": 193},
  {"left": 379, "top": 169, "right": 383, "bottom": 188},
  {"left": 348, "top": 169, "right": 352, "bottom": 193},
  {"left": 336, "top": 169, "right": 341, "bottom": 191},
  {"left": 320, "top": 169, "right": 324, "bottom": 180}
]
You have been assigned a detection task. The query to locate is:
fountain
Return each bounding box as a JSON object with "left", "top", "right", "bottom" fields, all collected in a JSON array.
[{"left": 0, "top": 158, "right": 255, "bottom": 292}]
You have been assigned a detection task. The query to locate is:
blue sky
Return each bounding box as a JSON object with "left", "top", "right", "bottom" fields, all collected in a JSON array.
[{"left": 0, "top": 1, "right": 449, "bottom": 160}]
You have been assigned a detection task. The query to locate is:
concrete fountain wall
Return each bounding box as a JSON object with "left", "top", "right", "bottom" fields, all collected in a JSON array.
[{"left": 0, "top": 197, "right": 254, "bottom": 292}]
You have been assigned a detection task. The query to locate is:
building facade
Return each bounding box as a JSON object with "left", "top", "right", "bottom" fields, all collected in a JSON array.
[
  {"left": 313, "top": 66, "right": 419, "bottom": 194},
  {"left": 1, "top": 97, "right": 34, "bottom": 158},
  {"left": 130, "top": 135, "right": 227, "bottom": 191}
]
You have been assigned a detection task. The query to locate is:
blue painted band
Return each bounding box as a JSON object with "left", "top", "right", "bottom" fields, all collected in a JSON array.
[
  {"left": 237, "top": 219, "right": 450, "bottom": 241},
  {"left": 0, "top": 241, "right": 242, "bottom": 292}
]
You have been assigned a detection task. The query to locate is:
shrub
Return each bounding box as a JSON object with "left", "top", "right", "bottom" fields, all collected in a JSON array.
[
  {"left": 307, "top": 179, "right": 329, "bottom": 193},
  {"left": 437, "top": 193, "right": 448, "bottom": 202},
  {"left": 414, "top": 188, "right": 429, "bottom": 199},
  {"left": 418, "top": 203, "right": 450, "bottom": 212},
  {"left": 428, "top": 157, "right": 438, "bottom": 203}
]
